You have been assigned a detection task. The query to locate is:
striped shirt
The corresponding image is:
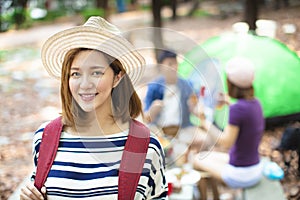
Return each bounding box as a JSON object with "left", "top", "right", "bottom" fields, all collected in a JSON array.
[{"left": 31, "top": 122, "right": 168, "bottom": 199}]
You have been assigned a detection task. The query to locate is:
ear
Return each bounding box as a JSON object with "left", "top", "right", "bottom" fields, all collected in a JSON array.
[{"left": 113, "top": 72, "right": 124, "bottom": 88}]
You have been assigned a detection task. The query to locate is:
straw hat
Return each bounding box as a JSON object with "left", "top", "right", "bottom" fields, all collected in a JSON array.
[
  {"left": 41, "top": 16, "right": 145, "bottom": 84},
  {"left": 225, "top": 57, "right": 255, "bottom": 88}
]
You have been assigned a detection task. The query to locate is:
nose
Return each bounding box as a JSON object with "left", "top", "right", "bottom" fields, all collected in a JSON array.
[{"left": 80, "top": 75, "right": 94, "bottom": 89}]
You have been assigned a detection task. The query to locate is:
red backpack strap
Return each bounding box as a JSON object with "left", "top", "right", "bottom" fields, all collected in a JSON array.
[
  {"left": 118, "top": 119, "right": 150, "bottom": 200},
  {"left": 34, "top": 116, "right": 63, "bottom": 191}
]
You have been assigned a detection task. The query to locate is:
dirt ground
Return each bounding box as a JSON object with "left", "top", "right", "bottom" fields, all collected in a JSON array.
[{"left": 1, "top": 1, "right": 300, "bottom": 199}]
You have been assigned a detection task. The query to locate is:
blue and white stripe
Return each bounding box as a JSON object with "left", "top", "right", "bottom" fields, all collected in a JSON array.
[{"left": 31, "top": 123, "right": 168, "bottom": 200}]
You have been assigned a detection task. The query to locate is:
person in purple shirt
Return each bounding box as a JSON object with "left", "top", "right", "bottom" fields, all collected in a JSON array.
[{"left": 193, "top": 57, "right": 265, "bottom": 189}]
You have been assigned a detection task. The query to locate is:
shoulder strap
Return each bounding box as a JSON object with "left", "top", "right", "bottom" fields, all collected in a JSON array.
[
  {"left": 33, "top": 117, "right": 150, "bottom": 199},
  {"left": 118, "top": 119, "right": 150, "bottom": 200},
  {"left": 34, "top": 116, "right": 63, "bottom": 191}
]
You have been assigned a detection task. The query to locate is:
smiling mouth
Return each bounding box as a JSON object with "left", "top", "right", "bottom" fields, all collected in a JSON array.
[{"left": 79, "top": 93, "right": 98, "bottom": 101}]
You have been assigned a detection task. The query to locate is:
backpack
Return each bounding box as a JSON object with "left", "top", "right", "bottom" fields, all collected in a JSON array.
[
  {"left": 278, "top": 126, "right": 300, "bottom": 152},
  {"left": 34, "top": 116, "right": 150, "bottom": 200},
  {"left": 277, "top": 126, "right": 300, "bottom": 175}
]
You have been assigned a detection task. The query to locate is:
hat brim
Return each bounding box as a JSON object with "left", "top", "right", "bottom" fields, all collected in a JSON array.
[{"left": 41, "top": 26, "right": 145, "bottom": 84}]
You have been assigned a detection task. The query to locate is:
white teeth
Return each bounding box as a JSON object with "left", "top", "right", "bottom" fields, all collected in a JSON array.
[
  {"left": 81, "top": 94, "right": 95, "bottom": 98},
  {"left": 80, "top": 94, "right": 96, "bottom": 101}
]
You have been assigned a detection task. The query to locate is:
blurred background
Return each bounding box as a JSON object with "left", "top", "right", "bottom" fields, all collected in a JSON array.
[{"left": 1, "top": 0, "right": 300, "bottom": 199}]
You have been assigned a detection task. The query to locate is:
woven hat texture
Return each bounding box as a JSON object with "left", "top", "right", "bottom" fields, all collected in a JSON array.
[{"left": 41, "top": 16, "right": 145, "bottom": 84}]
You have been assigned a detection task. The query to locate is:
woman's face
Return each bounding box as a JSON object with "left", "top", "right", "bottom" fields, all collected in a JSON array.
[{"left": 69, "top": 50, "right": 120, "bottom": 113}]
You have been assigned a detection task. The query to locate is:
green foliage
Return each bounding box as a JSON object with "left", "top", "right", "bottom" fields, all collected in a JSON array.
[
  {"left": 15, "top": 8, "right": 33, "bottom": 29},
  {"left": 0, "top": 15, "right": 10, "bottom": 32},
  {"left": 192, "top": 9, "right": 211, "bottom": 17},
  {"left": 162, "top": 0, "right": 171, "bottom": 5},
  {"left": 80, "top": 8, "right": 105, "bottom": 21},
  {"left": 39, "top": 9, "right": 67, "bottom": 22},
  {"left": 1, "top": 6, "right": 33, "bottom": 30},
  {"left": 140, "top": 4, "right": 151, "bottom": 11},
  {"left": 0, "top": 50, "right": 9, "bottom": 63}
]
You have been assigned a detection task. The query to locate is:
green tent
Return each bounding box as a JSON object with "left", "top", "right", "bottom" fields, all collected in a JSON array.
[{"left": 179, "top": 33, "right": 300, "bottom": 128}]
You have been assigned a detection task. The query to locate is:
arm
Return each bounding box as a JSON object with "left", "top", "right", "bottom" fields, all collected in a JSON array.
[
  {"left": 20, "top": 184, "right": 46, "bottom": 200},
  {"left": 20, "top": 125, "right": 48, "bottom": 200},
  {"left": 180, "top": 79, "right": 200, "bottom": 116},
  {"left": 187, "top": 93, "right": 202, "bottom": 117},
  {"left": 202, "top": 118, "right": 239, "bottom": 150},
  {"left": 143, "top": 82, "right": 164, "bottom": 123},
  {"left": 144, "top": 83, "right": 157, "bottom": 112},
  {"left": 200, "top": 92, "right": 238, "bottom": 149},
  {"left": 143, "top": 100, "right": 164, "bottom": 123},
  {"left": 147, "top": 137, "right": 168, "bottom": 199}
]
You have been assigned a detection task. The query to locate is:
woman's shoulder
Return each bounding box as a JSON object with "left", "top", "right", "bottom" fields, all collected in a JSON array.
[
  {"left": 33, "top": 120, "right": 54, "bottom": 142},
  {"left": 36, "top": 120, "right": 51, "bottom": 130},
  {"left": 35, "top": 116, "right": 63, "bottom": 134},
  {"left": 146, "top": 133, "right": 166, "bottom": 163},
  {"left": 148, "top": 133, "right": 165, "bottom": 153},
  {"left": 149, "top": 133, "right": 163, "bottom": 145},
  {"left": 234, "top": 98, "right": 260, "bottom": 107},
  {"left": 178, "top": 78, "right": 193, "bottom": 92},
  {"left": 148, "top": 77, "right": 165, "bottom": 88},
  {"left": 230, "top": 99, "right": 262, "bottom": 115},
  {"left": 35, "top": 119, "right": 55, "bottom": 132}
]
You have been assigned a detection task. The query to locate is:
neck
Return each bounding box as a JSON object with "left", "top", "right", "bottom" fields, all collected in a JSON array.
[
  {"left": 165, "top": 77, "right": 178, "bottom": 84},
  {"left": 67, "top": 100, "right": 130, "bottom": 136},
  {"left": 68, "top": 118, "right": 129, "bottom": 136},
  {"left": 243, "top": 96, "right": 255, "bottom": 100}
]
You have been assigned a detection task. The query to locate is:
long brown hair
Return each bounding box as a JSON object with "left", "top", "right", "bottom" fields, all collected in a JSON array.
[{"left": 60, "top": 48, "right": 143, "bottom": 128}]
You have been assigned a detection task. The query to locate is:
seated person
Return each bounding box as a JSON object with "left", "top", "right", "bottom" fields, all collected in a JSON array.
[
  {"left": 193, "top": 57, "right": 265, "bottom": 189},
  {"left": 143, "top": 49, "right": 211, "bottom": 164}
]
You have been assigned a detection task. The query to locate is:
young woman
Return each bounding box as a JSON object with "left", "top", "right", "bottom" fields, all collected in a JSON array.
[
  {"left": 20, "top": 16, "right": 168, "bottom": 200},
  {"left": 194, "top": 57, "right": 265, "bottom": 189}
]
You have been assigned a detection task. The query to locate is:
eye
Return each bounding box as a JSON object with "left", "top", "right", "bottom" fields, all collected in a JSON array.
[
  {"left": 70, "top": 72, "right": 81, "bottom": 77},
  {"left": 92, "top": 71, "right": 104, "bottom": 76}
]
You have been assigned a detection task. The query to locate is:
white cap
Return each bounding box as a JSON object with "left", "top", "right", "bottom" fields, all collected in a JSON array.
[{"left": 225, "top": 57, "right": 255, "bottom": 88}]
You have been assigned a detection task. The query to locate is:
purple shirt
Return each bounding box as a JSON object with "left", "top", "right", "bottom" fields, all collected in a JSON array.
[{"left": 229, "top": 99, "right": 264, "bottom": 167}]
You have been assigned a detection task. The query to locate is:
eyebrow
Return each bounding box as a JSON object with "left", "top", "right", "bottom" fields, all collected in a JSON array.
[{"left": 70, "top": 66, "right": 106, "bottom": 70}]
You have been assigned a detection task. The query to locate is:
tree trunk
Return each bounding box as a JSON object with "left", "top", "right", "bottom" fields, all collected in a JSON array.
[
  {"left": 45, "top": 0, "right": 51, "bottom": 10},
  {"left": 96, "top": 0, "right": 108, "bottom": 9},
  {"left": 0, "top": 2, "right": 2, "bottom": 32},
  {"left": 12, "top": 0, "right": 28, "bottom": 8},
  {"left": 12, "top": 0, "right": 29, "bottom": 29},
  {"left": 96, "top": 0, "right": 109, "bottom": 18},
  {"left": 244, "top": 0, "right": 259, "bottom": 31},
  {"left": 152, "top": 0, "right": 162, "bottom": 27},
  {"left": 188, "top": 0, "right": 200, "bottom": 17},
  {"left": 152, "top": 0, "right": 164, "bottom": 61},
  {"left": 170, "top": 0, "right": 177, "bottom": 20}
]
